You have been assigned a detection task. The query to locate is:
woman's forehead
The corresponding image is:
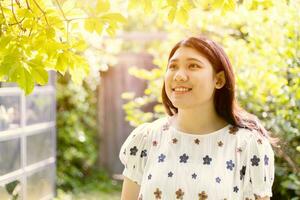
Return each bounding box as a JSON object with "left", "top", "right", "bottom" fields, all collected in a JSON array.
[{"left": 170, "top": 47, "right": 211, "bottom": 65}]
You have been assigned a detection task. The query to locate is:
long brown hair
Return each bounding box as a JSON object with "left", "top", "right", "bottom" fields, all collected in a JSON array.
[{"left": 161, "top": 35, "right": 281, "bottom": 148}]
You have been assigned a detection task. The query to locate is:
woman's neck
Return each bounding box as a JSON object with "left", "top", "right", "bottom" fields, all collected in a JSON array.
[{"left": 169, "top": 110, "right": 229, "bottom": 135}]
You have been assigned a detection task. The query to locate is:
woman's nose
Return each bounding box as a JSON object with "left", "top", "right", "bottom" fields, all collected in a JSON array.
[{"left": 174, "top": 70, "right": 188, "bottom": 81}]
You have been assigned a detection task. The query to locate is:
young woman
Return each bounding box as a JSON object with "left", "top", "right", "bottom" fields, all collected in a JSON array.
[{"left": 119, "top": 35, "right": 280, "bottom": 200}]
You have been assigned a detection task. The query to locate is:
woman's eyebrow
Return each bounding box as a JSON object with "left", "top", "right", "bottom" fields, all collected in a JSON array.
[{"left": 169, "top": 57, "right": 205, "bottom": 65}]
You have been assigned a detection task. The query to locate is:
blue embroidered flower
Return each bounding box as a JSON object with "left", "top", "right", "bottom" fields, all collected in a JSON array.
[
  {"left": 191, "top": 173, "right": 197, "bottom": 179},
  {"left": 158, "top": 153, "right": 166, "bottom": 162},
  {"left": 168, "top": 171, "right": 173, "bottom": 177},
  {"left": 216, "top": 177, "right": 221, "bottom": 183},
  {"left": 203, "top": 155, "right": 212, "bottom": 165},
  {"left": 251, "top": 155, "right": 260, "bottom": 166},
  {"left": 148, "top": 174, "right": 152, "bottom": 180},
  {"left": 130, "top": 146, "right": 138, "bottom": 155},
  {"left": 179, "top": 153, "right": 189, "bottom": 163},
  {"left": 226, "top": 160, "right": 235, "bottom": 170},
  {"left": 140, "top": 149, "right": 147, "bottom": 158},
  {"left": 264, "top": 154, "right": 269, "bottom": 165},
  {"left": 240, "top": 165, "right": 246, "bottom": 180},
  {"left": 233, "top": 186, "right": 239, "bottom": 193}
]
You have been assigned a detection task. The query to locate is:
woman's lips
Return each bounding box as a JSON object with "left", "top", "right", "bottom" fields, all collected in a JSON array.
[{"left": 172, "top": 88, "right": 192, "bottom": 95}]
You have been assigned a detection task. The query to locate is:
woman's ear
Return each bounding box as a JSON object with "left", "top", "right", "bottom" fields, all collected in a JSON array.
[{"left": 215, "top": 71, "right": 226, "bottom": 89}]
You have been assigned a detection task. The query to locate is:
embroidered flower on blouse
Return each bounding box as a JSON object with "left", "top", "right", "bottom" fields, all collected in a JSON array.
[
  {"left": 257, "top": 138, "right": 263, "bottom": 144},
  {"left": 194, "top": 138, "right": 200, "bottom": 144},
  {"left": 172, "top": 138, "right": 178, "bottom": 144},
  {"left": 175, "top": 188, "right": 184, "bottom": 199},
  {"left": 240, "top": 165, "right": 246, "bottom": 180},
  {"left": 148, "top": 174, "right": 152, "bottom": 180},
  {"left": 203, "top": 155, "right": 212, "bottom": 165},
  {"left": 152, "top": 140, "right": 158, "bottom": 146},
  {"left": 226, "top": 160, "right": 235, "bottom": 170},
  {"left": 130, "top": 146, "right": 138, "bottom": 155},
  {"left": 229, "top": 126, "right": 239, "bottom": 135},
  {"left": 179, "top": 153, "right": 189, "bottom": 163},
  {"left": 198, "top": 191, "right": 208, "bottom": 200},
  {"left": 154, "top": 188, "right": 162, "bottom": 199},
  {"left": 218, "top": 141, "right": 223, "bottom": 147},
  {"left": 250, "top": 155, "right": 260, "bottom": 166},
  {"left": 264, "top": 154, "right": 269, "bottom": 165},
  {"left": 233, "top": 186, "right": 239, "bottom": 193},
  {"left": 162, "top": 123, "right": 169, "bottom": 131},
  {"left": 168, "top": 171, "right": 173, "bottom": 177},
  {"left": 191, "top": 173, "right": 197, "bottom": 179},
  {"left": 216, "top": 177, "right": 221, "bottom": 183},
  {"left": 236, "top": 147, "right": 242, "bottom": 153},
  {"left": 158, "top": 153, "right": 166, "bottom": 162},
  {"left": 140, "top": 149, "right": 147, "bottom": 158}
]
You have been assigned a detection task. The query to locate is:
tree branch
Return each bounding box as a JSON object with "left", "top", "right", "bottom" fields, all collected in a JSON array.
[
  {"left": 0, "top": 1, "right": 6, "bottom": 21},
  {"left": 11, "top": 0, "right": 25, "bottom": 31},
  {"left": 32, "top": 0, "right": 49, "bottom": 25},
  {"left": 9, "top": 17, "right": 25, "bottom": 26},
  {"left": 54, "top": 0, "right": 68, "bottom": 21},
  {"left": 25, "top": 0, "right": 31, "bottom": 10}
]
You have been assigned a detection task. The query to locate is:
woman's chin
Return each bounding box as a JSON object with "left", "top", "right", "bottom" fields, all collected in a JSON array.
[{"left": 172, "top": 101, "right": 194, "bottom": 110}]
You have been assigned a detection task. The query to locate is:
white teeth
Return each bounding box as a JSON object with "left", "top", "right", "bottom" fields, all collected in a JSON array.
[{"left": 173, "top": 88, "right": 191, "bottom": 92}]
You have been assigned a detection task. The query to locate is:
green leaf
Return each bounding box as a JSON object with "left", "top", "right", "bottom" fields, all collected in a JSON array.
[
  {"left": 56, "top": 52, "right": 69, "bottom": 75},
  {"left": 9, "top": 65, "right": 35, "bottom": 95},
  {"left": 45, "top": 27, "right": 56, "bottom": 39},
  {"left": 69, "top": 56, "right": 89, "bottom": 85},
  {"left": 95, "top": 23, "right": 104, "bottom": 34},
  {"left": 62, "top": 0, "right": 76, "bottom": 13},
  {"left": 167, "top": 0, "right": 178, "bottom": 7},
  {"left": 211, "top": 0, "right": 236, "bottom": 11},
  {"left": 106, "top": 25, "right": 116, "bottom": 37},
  {"left": 17, "top": 8, "right": 32, "bottom": 18},
  {"left": 176, "top": 7, "right": 188, "bottom": 24},
  {"left": 101, "top": 13, "right": 127, "bottom": 24},
  {"left": 168, "top": 7, "right": 176, "bottom": 23},
  {"left": 96, "top": 0, "right": 110, "bottom": 13},
  {"left": 72, "top": 37, "right": 88, "bottom": 51},
  {"left": 31, "top": 67, "right": 49, "bottom": 85},
  {"left": 84, "top": 18, "right": 96, "bottom": 33},
  {"left": 0, "top": 36, "right": 12, "bottom": 49}
]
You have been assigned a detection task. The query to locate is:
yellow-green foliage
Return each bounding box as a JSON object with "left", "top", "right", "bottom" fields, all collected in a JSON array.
[{"left": 0, "top": 0, "right": 126, "bottom": 94}]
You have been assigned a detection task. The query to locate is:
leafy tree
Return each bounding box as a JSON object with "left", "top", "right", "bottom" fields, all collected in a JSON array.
[{"left": 0, "top": 0, "right": 126, "bottom": 94}]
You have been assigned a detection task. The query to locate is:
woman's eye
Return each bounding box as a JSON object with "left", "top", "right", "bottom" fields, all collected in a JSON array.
[
  {"left": 189, "top": 64, "right": 200, "bottom": 68},
  {"left": 168, "top": 65, "right": 176, "bottom": 69}
]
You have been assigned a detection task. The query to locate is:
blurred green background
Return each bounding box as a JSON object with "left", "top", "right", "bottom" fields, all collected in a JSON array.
[{"left": 0, "top": 0, "right": 299, "bottom": 199}]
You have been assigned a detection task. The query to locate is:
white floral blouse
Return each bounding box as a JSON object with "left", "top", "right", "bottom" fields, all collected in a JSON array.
[{"left": 119, "top": 116, "right": 275, "bottom": 200}]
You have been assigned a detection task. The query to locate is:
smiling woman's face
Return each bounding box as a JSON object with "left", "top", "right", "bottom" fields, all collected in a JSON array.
[{"left": 164, "top": 46, "right": 219, "bottom": 110}]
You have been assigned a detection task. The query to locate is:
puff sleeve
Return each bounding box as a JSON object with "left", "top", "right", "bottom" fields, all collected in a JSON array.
[
  {"left": 243, "top": 131, "right": 275, "bottom": 199},
  {"left": 119, "top": 123, "right": 151, "bottom": 185}
]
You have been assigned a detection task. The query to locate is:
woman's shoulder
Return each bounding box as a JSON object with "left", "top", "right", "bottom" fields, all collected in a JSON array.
[
  {"left": 234, "top": 126, "right": 270, "bottom": 144},
  {"left": 125, "top": 116, "right": 169, "bottom": 142},
  {"left": 150, "top": 116, "right": 170, "bottom": 130}
]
